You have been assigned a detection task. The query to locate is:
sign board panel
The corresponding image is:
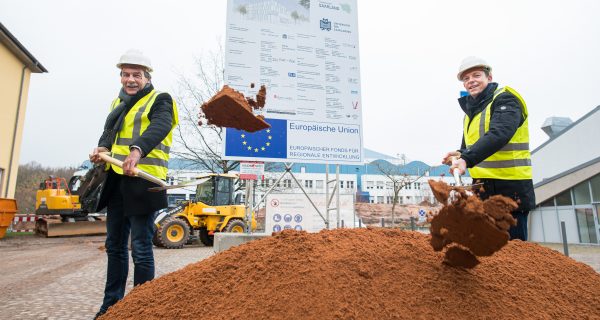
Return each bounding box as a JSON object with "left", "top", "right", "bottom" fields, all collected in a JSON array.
[
  {"left": 239, "top": 161, "right": 265, "bottom": 180},
  {"left": 265, "top": 193, "right": 357, "bottom": 232},
  {"left": 223, "top": 0, "right": 363, "bottom": 164}
]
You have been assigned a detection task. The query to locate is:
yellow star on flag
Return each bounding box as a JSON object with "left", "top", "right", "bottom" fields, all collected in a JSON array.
[
  {"left": 247, "top": 146, "right": 252, "bottom": 150},
  {"left": 241, "top": 134, "right": 245, "bottom": 138},
  {"left": 254, "top": 148, "right": 259, "bottom": 152},
  {"left": 242, "top": 141, "right": 247, "bottom": 145}
]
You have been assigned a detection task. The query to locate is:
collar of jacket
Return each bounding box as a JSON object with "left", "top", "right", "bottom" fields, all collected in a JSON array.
[
  {"left": 458, "top": 82, "right": 498, "bottom": 117},
  {"left": 120, "top": 83, "right": 154, "bottom": 107}
]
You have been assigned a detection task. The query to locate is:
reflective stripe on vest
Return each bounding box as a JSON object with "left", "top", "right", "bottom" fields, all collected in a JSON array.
[
  {"left": 463, "top": 86, "right": 532, "bottom": 180},
  {"left": 109, "top": 90, "right": 179, "bottom": 180}
]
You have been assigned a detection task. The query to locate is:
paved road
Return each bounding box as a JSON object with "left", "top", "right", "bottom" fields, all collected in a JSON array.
[
  {"left": 0, "top": 234, "right": 214, "bottom": 320},
  {"left": 0, "top": 234, "right": 599, "bottom": 319}
]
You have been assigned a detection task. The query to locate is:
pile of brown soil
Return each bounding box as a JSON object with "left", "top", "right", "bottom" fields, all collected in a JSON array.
[
  {"left": 428, "top": 180, "right": 517, "bottom": 268},
  {"left": 101, "top": 228, "right": 600, "bottom": 319},
  {"left": 201, "top": 85, "right": 270, "bottom": 132}
]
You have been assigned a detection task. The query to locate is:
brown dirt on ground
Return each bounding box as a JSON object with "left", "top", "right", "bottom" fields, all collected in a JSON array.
[
  {"left": 100, "top": 228, "right": 600, "bottom": 320},
  {"left": 428, "top": 180, "right": 517, "bottom": 268},
  {"left": 201, "top": 85, "right": 270, "bottom": 132}
]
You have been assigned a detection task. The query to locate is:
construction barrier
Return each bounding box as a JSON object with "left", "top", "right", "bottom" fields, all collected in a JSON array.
[{"left": 10, "top": 214, "right": 38, "bottom": 232}]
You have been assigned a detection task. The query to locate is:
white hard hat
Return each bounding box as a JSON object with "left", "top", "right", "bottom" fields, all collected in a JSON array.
[
  {"left": 116, "top": 49, "right": 153, "bottom": 72},
  {"left": 457, "top": 56, "right": 491, "bottom": 81}
]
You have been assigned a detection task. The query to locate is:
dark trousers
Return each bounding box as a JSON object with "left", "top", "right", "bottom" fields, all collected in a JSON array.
[
  {"left": 99, "top": 189, "right": 155, "bottom": 313},
  {"left": 509, "top": 210, "right": 529, "bottom": 241}
]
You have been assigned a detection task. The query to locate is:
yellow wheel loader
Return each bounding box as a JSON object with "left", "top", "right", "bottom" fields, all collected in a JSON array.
[{"left": 152, "top": 173, "right": 256, "bottom": 249}]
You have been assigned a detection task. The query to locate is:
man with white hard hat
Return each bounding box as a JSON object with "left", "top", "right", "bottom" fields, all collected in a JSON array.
[
  {"left": 442, "top": 56, "right": 535, "bottom": 241},
  {"left": 90, "top": 49, "right": 178, "bottom": 318}
]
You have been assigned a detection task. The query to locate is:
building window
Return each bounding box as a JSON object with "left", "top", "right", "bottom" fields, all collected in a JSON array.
[
  {"left": 539, "top": 198, "right": 555, "bottom": 207},
  {"left": 573, "top": 181, "right": 591, "bottom": 205},
  {"left": 305, "top": 180, "right": 313, "bottom": 188},
  {"left": 591, "top": 174, "right": 600, "bottom": 202},
  {"left": 377, "top": 196, "right": 384, "bottom": 203},
  {"left": 283, "top": 179, "right": 292, "bottom": 188},
  {"left": 387, "top": 196, "right": 393, "bottom": 204},
  {"left": 260, "top": 179, "right": 267, "bottom": 187},
  {"left": 0, "top": 168, "right": 4, "bottom": 196},
  {"left": 376, "top": 181, "right": 384, "bottom": 189},
  {"left": 386, "top": 182, "right": 392, "bottom": 189},
  {"left": 366, "top": 181, "right": 374, "bottom": 190},
  {"left": 406, "top": 183, "right": 412, "bottom": 190},
  {"left": 369, "top": 196, "right": 374, "bottom": 203},
  {"left": 348, "top": 181, "right": 354, "bottom": 189},
  {"left": 340, "top": 181, "right": 344, "bottom": 189},
  {"left": 415, "top": 182, "right": 421, "bottom": 190},
  {"left": 555, "top": 190, "right": 572, "bottom": 206},
  {"left": 316, "top": 180, "right": 324, "bottom": 189},
  {"left": 575, "top": 208, "right": 598, "bottom": 244}
]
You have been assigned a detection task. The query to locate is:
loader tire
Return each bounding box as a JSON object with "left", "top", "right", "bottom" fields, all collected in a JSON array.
[
  {"left": 157, "top": 217, "right": 190, "bottom": 249},
  {"left": 152, "top": 232, "right": 163, "bottom": 248},
  {"left": 199, "top": 228, "right": 214, "bottom": 246},
  {"left": 224, "top": 219, "right": 246, "bottom": 233}
]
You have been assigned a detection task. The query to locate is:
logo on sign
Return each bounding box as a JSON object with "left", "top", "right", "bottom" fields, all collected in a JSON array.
[
  {"left": 288, "top": 72, "right": 296, "bottom": 77},
  {"left": 320, "top": 18, "right": 331, "bottom": 31},
  {"left": 273, "top": 225, "right": 282, "bottom": 232},
  {"left": 294, "top": 214, "right": 303, "bottom": 223},
  {"left": 294, "top": 225, "right": 303, "bottom": 231},
  {"left": 284, "top": 214, "right": 292, "bottom": 223},
  {"left": 271, "top": 199, "right": 280, "bottom": 207},
  {"left": 273, "top": 213, "right": 281, "bottom": 222}
]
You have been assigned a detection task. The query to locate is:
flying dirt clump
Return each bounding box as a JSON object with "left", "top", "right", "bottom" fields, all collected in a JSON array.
[
  {"left": 200, "top": 84, "right": 270, "bottom": 132},
  {"left": 99, "top": 228, "right": 600, "bottom": 320},
  {"left": 428, "top": 179, "right": 517, "bottom": 268}
]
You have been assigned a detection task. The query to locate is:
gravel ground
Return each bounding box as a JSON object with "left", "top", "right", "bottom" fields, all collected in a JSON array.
[
  {"left": 0, "top": 233, "right": 214, "bottom": 320},
  {"left": 0, "top": 233, "right": 598, "bottom": 319}
]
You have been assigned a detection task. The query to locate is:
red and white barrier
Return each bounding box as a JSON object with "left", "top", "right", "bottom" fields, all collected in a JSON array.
[{"left": 10, "top": 214, "right": 38, "bottom": 232}]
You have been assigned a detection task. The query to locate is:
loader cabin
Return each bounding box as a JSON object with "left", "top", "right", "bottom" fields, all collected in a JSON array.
[{"left": 194, "top": 174, "right": 241, "bottom": 206}]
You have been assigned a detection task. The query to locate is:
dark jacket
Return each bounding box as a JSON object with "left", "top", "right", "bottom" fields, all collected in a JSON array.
[
  {"left": 457, "top": 82, "right": 535, "bottom": 211},
  {"left": 97, "top": 84, "right": 174, "bottom": 216}
]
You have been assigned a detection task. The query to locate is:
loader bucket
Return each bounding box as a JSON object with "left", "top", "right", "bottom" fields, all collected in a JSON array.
[{"left": 0, "top": 198, "right": 18, "bottom": 239}]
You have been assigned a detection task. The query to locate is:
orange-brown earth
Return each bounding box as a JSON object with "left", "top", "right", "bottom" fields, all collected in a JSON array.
[
  {"left": 428, "top": 180, "right": 518, "bottom": 268},
  {"left": 201, "top": 85, "right": 270, "bottom": 132},
  {"left": 101, "top": 228, "right": 600, "bottom": 320}
]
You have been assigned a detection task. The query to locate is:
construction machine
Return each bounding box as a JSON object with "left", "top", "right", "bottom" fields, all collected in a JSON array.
[
  {"left": 152, "top": 173, "right": 256, "bottom": 249},
  {"left": 34, "top": 165, "right": 107, "bottom": 237}
]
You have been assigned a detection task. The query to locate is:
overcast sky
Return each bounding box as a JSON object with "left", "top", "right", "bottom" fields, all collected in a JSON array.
[{"left": 2, "top": 0, "right": 599, "bottom": 167}]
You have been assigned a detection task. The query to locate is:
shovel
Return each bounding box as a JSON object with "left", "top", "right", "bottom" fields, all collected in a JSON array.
[
  {"left": 98, "top": 152, "right": 168, "bottom": 190},
  {"left": 98, "top": 153, "right": 213, "bottom": 192},
  {"left": 448, "top": 157, "right": 476, "bottom": 202}
]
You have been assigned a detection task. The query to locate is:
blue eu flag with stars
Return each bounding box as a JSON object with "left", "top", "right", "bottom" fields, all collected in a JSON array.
[{"left": 225, "top": 118, "right": 287, "bottom": 159}]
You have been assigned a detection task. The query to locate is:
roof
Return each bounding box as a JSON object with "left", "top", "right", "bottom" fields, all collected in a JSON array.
[
  {"left": 364, "top": 148, "right": 396, "bottom": 160},
  {"left": 533, "top": 155, "right": 600, "bottom": 189},
  {"left": 0, "top": 22, "right": 47, "bottom": 73},
  {"left": 532, "top": 105, "right": 600, "bottom": 154}
]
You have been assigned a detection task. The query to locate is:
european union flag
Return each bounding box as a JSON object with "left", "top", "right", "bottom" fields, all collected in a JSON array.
[{"left": 225, "top": 118, "right": 287, "bottom": 159}]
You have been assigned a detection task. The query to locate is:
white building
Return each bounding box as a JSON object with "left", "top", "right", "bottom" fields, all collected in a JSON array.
[{"left": 529, "top": 106, "right": 600, "bottom": 244}]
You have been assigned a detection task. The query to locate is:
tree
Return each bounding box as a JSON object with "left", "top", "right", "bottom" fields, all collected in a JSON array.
[
  {"left": 373, "top": 161, "right": 430, "bottom": 227},
  {"left": 299, "top": 0, "right": 310, "bottom": 10},
  {"left": 171, "top": 43, "right": 239, "bottom": 174}
]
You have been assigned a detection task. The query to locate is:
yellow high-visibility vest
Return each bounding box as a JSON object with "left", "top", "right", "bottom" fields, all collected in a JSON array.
[
  {"left": 109, "top": 90, "right": 178, "bottom": 180},
  {"left": 463, "top": 86, "right": 532, "bottom": 180}
]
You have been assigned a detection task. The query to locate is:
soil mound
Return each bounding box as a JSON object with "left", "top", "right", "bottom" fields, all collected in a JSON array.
[
  {"left": 201, "top": 85, "right": 270, "bottom": 132},
  {"left": 101, "top": 228, "right": 600, "bottom": 320}
]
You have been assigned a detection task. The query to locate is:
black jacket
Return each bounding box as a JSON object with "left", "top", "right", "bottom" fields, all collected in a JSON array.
[
  {"left": 457, "top": 82, "right": 535, "bottom": 211},
  {"left": 97, "top": 84, "right": 174, "bottom": 216}
]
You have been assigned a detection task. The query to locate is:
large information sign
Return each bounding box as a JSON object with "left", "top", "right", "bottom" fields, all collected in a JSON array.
[{"left": 223, "top": 0, "right": 363, "bottom": 164}]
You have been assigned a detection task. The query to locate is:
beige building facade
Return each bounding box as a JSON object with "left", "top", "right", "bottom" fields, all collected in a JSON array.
[{"left": 0, "top": 23, "right": 47, "bottom": 198}]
